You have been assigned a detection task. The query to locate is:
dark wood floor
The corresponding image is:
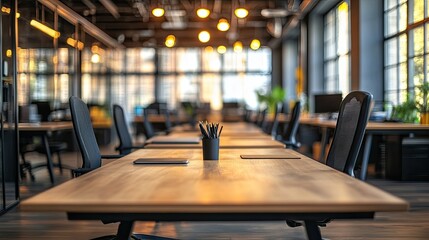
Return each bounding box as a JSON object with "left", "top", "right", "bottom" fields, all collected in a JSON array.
[{"left": 1, "top": 148, "right": 428, "bottom": 239}]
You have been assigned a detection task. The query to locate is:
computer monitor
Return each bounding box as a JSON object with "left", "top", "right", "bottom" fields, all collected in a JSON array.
[{"left": 314, "top": 93, "right": 342, "bottom": 114}]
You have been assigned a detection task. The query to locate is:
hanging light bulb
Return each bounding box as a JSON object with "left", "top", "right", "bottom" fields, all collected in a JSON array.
[
  {"left": 198, "top": 31, "right": 210, "bottom": 43},
  {"left": 152, "top": 7, "right": 165, "bottom": 17},
  {"left": 250, "top": 39, "right": 261, "bottom": 50},
  {"left": 30, "top": 20, "right": 60, "bottom": 39},
  {"left": 205, "top": 46, "right": 214, "bottom": 52},
  {"left": 196, "top": 8, "right": 210, "bottom": 18},
  {"left": 217, "top": 45, "right": 227, "bottom": 54},
  {"left": 217, "top": 18, "right": 230, "bottom": 31},
  {"left": 165, "top": 35, "right": 176, "bottom": 48},
  {"left": 91, "top": 53, "right": 100, "bottom": 63},
  {"left": 1, "top": 7, "right": 20, "bottom": 18},
  {"left": 234, "top": 8, "right": 248, "bottom": 18},
  {"left": 91, "top": 45, "right": 99, "bottom": 53},
  {"left": 67, "top": 37, "right": 84, "bottom": 50},
  {"left": 233, "top": 41, "right": 243, "bottom": 53},
  {"left": 6, "top": 49, "right": 12, "bottom": 57}
]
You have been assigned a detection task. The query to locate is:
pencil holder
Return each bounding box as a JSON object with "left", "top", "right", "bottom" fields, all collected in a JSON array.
[{"left": 202, "top": 138, "right": 219, "bottom": 160}]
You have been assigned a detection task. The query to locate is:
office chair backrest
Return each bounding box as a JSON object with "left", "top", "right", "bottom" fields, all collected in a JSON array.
[
  {"left": 143, "top": 109, "right": 156, "bottom": 139},
  {"left": 164, "top": 110, "right": 173, "bottom": 132},
  {"left": 31, "top": 101, "right": 51, "bottom": 122},
  {"left": 257, "top": 108, "right": 268, "bottom": 128},
  {"left": 282, "top": 101, "right": 301, "bottom": 144},
  {"left": 69, "top": 96, "right": 102, "bottom": 169},
  {"left": 326, "top": 91, "right": 373, "bottom": 177},
  {"left": 113, "top": 104, "right": 133, "bottom": 155},
  {"left": 269, "top": 102, "right": 282, "bottom": 136}
]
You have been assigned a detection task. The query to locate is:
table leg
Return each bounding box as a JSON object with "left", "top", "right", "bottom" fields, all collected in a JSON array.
[
  {"left": 116, "top": 221, "right": 134, "bottom": 240},
  {"left": 360, "top": 134, "right": 373, "bottom": 180},
  {"left": 304, "top": 220, "right": 322, "bottom": 240},
  {"left": 41, "top": 134, "right": 55, "bottom": 184},
  {"left": 319, "top": 128, "right": 330, "bottom": 163}
]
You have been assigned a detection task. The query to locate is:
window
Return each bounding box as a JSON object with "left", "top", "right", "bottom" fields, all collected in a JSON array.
[
  {"left": 323, "top": 1, "right": 350, "bottom": 94},
  {"left": 157, "top": 47, "right": 272, "bottom": 111},
  {"left": 81, "top": 48, "right": 156, "bottom": 119},
  {"left": 384, "top": 0, "right": 429, "bottom": 105}
]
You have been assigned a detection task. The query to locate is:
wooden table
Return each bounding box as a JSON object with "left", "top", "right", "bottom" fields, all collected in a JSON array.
[
  {"left": 298, "top": 117, "right": 429, "bottom": 179},
  {"left": 144, "top": 136, "right": 285, "bottom": 149},
  {"left": 168, "top": 131, "right": 273, "bottom": 140},
  {"left": 171, "top": 122, "right": 265, "bottom": 136},
  {"left": 21, "top": 148, "right": 408, "bottom": 240},
  {"left": 19, "top": 122, "right": 73, "bottom": 183}
]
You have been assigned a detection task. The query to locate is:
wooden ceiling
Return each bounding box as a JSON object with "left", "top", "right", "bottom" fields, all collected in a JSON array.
[{"left": 56, "top": 0, "right": 302, "bottom": 48}]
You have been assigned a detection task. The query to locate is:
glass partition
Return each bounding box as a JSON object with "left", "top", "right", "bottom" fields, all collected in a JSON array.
[{"left": 1, "top": 0, "right": 19, "bottom": 214}]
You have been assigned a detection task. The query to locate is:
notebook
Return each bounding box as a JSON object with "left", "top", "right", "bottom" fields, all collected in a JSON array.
[{"left": 133, "top": 158, "right": 189, "bottom": 164}]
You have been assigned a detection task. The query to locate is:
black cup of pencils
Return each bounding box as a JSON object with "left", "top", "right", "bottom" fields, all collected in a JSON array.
[{"left": 199, "top": 121, "right": 223, "bottom": 160}]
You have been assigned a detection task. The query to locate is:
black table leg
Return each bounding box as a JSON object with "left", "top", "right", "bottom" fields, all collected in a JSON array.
[
  {"left": 116, "top": 221, "right": 134, "bottom": 240},
  {"left": 304, "top": 220, "right": 322, "bottom": 240},
  {"left": 41, "top": 134, "right": 55, "bottom": 184},
  {"left": 360, "top": 134, "right": 373, "bottom": 180}
]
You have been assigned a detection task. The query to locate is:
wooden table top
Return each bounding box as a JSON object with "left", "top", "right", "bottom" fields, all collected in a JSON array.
[
  {"left": 18, "top": 122, "right": 73, "bottom": 132},
  {"left": 21, "top": 148, "right": 408, "bottom": 213},
  {"left": 168, "top": 132, "right": 272, "bottom": 139},
  {"left": 144, "top": 136, "right": 285, "bottom": 149},
  {"left": 171, "top": 122, "right": 265, "bottom": 136},
  {"left": 18, "top": 121, "right": 111, "bottom": 132}
]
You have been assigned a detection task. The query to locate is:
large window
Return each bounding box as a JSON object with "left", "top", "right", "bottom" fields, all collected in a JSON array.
[
  {"left": 157, "top": 47, "right": 271, "bottom": 111},
  {"left": 82, "top": 47, "right": 156, "bottom": 119},
  {"left": 82, "top": 46, "right": 271, "bottom": 119},
  {"left": 384, "top": 0, "right": 429, "bottom": 105},
  {"left": 323, "top": 1, "right": 350, "bottom": 94}
]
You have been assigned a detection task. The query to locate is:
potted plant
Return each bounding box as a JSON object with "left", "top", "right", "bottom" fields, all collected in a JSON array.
[
  {"left": 391, "top": 97, "right": 419, "bottom": 123},
  {"left": 415, "top": 82, "right": 429, "bottom": 124},
  {"left": 255, "top": 86, "right": 286, "bottom": 114}
]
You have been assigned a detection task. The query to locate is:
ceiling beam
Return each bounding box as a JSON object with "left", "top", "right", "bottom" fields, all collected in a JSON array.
[{"left": 38, "top": 0, "right": 124, "bottom": 48}]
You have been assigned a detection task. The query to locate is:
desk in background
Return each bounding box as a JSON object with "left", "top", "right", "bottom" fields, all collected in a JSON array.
[
  {"left": 18, "top": 122, "right": 73, "bottom": 184},
  {"left": 297, "top": 116, "right": 429, "bottom": 180}
]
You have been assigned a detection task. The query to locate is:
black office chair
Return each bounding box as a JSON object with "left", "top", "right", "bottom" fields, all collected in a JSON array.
[
  {"left": 325, "top": 91, "right": 373, "bottom": 177},
  {"left": 19, "top": 101, "right": 68, "bottom": 182},
  {"left": 113, "top": 104, "right": 144, "bottom": 155},
  {"left": 286, "top": 91, "right": 373, "bottom": 237},
  {"left": 71, "top": 97, "right": 170, "bottom": 240},
  {"left": 142, "top": 108, "right": 157, "bottom": 139},
  {"left": 265, "top": 103, "right": 282, "bottom": 137},
  {"left": 69, "top": 96, "right": 121, "bottom": 177},
  {"left": 163, "top": 110, "right": 173, "bottom": 133},
  {"left": 19, "top": 140, "right": 68, "bottom": 179},
  {"left": 242, "top": 107, "right": 253, "bottom": 123},
  {"left": 279, "top": 101, "right": 301, "bottom": 149},
  {"left": 256, "top": 108, "right": 268, "bottom": 129}
]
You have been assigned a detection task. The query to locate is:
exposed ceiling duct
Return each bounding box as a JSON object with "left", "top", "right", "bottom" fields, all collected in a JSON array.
[
  {"left": 99, "top": 0, "right": 120, "bottom": 19},
  {"left": 163, "top": 2, "right": 187, "bottom": 30},
  {"left": 266, "top": 18, "right": 283, "bottom": 38},
  {"left": 38, "top": 0, "right": 123, "bottom": 48}
]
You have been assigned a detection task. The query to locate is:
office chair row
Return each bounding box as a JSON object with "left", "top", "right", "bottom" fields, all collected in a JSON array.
[{"left": 244, "top": 101, "right": 302, "bottom": 149}]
